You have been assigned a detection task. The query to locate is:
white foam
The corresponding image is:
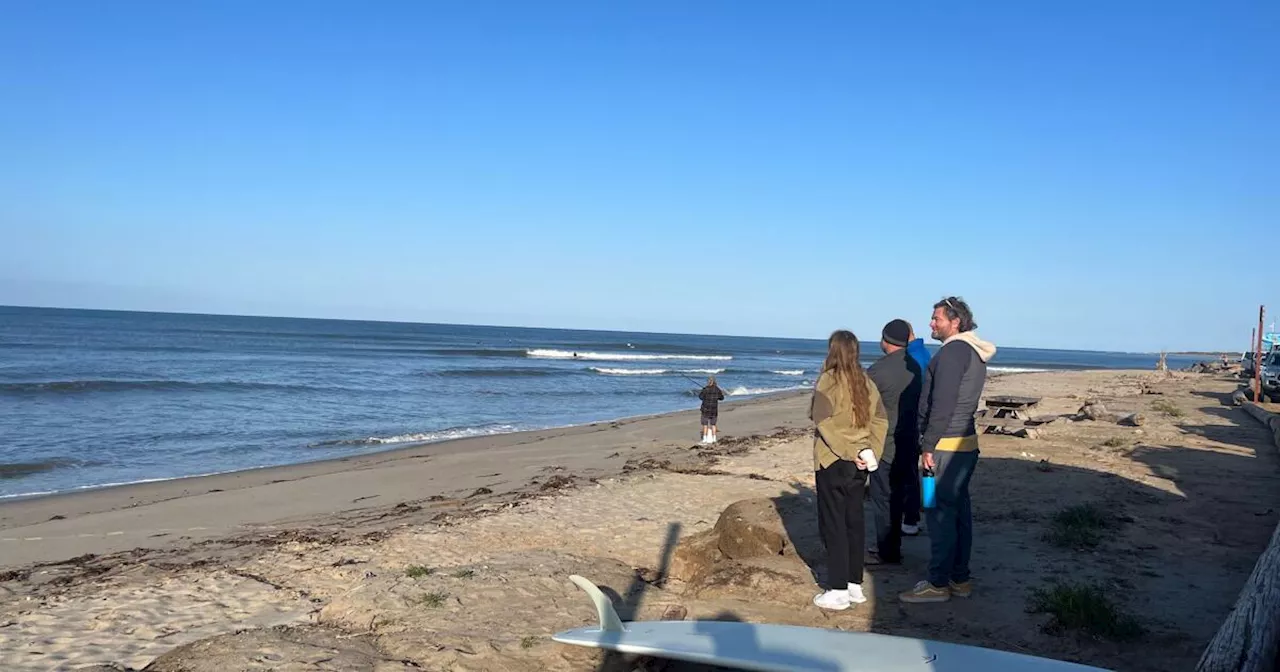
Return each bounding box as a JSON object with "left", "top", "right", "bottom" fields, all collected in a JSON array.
[
  {"left": 772, "top": 369, "right": 805, "bottom": 376},
  {"left": 590, "top": 367, "right": 727, "bottom": 376},
  {"left": 586, "top": 366, "right": 727, "bottom": 376},
  {"left": 0, "top": 489, "right": 56, "bottom": 500},
  {"left": 989, "top": 367, "right": 1049, "bottom": 374},
  {"left": 0, "top": 467, "right": 260, "bottom": 500},
  {"left": 527, "top": 349, "right": 731, "bottom": 362},
  {"left": 727, "top": 384, "right": 810, "bottom": 397},
  {"left": 357, "top": 424, "right": 520, "bottom": 445}
]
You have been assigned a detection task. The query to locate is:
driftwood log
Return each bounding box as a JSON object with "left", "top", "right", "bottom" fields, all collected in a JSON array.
[
  {"left": 1196, "top": 403, "right": 1280, "bottom": 671},
  {"left": 1196, "top": 519, "right": 1280, "bottom": 671},
  {"left": 1075, "top": 402, "right": 1146, "bottom": 427},
  {"left": 1241, "top": 402, "right": 1280, "bottom": 451}
]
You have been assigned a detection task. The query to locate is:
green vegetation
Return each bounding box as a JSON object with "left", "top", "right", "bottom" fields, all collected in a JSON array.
[
  {"left": 1044, "top": 503, "right": 1114, "bottom": 550},
  {"left": 418, "top": 591, "right": 449, "bottom": 608},
  {"left": 1029, "top": 583, "right": 1143, "bottom": 641}
]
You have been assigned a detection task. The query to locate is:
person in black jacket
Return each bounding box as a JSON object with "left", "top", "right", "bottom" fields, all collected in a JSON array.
[
  {"left": 698, "top": 376, "right": 727, "bottom": 444},
  {"left": 865, "top": 319, "right": 924, "bottom": 565}
]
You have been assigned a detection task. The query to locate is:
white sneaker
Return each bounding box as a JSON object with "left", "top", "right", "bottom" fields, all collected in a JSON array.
[
  {"left": 846, "top": 583, "right": 867, "bottom": 604},
  {"left": 812, "top": 589, "right": 853, "bottom": 610},
  {"left": 901, "top": 523, "right": 920, "bottom": 536}
]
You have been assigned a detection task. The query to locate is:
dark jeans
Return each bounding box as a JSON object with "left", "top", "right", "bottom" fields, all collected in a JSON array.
[
  {"left": 816, "top": 459, "right": 867, "bottom": 588},
  {"left": 926, "top": 450, "right": 978, "bottom": 588},
  {"left": 868, "top": 457, "right": 913, "bottom": 562}
]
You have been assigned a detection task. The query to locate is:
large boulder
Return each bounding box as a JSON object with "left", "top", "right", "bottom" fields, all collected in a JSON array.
[
  {"left": 1231, "top": 388, "right": 1248, "bottom": 406},
  {"left": 712, "top": 499, "right": 789, "bottom": 560},
  {"left": 1077, "top": 401, "right": 1110, "bottom": 421},
  {"left": 668, "top": 530, "right": 722, "bottom": 584},
  {"left": 668, "top": 496, "right": 816, "bottom": 601},
  {"left": 670, "top": 497, "right": 793, "bottom": 584}
]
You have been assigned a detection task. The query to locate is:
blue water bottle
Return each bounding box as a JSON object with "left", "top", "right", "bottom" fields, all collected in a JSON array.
[{"left": 921, "top": 467, "right": 937, "bottom": 509}]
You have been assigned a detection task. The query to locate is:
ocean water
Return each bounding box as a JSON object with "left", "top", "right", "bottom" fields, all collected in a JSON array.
[{"left": 0, "top": 306, "right": 1204, "bottom": 499}]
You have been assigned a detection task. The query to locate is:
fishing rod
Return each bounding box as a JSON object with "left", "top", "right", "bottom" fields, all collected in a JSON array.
[
  {"left": 679, "top": 371, "right": 712, "bottom": 388},
  {"left": 679, "top": 372, "right": 733, "bottom": 400}
]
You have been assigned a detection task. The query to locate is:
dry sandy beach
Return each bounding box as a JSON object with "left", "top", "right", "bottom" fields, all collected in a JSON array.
[{"left": 2, "top": 369, "right": 1278, "bottom": 671}]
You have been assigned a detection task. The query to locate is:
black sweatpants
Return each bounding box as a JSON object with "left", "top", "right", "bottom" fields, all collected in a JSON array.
[
  {"left": 869, "top": 455, "right": 920, "bottom": 561},
  {"left": 899, "top": 449, "right": 921, "bottom": 527},
  {"left": 815, "top": 459, "right": 867, "bottom": 589},
  {"left": 868, "top": 458, "right": 900, "bottom": 562}
]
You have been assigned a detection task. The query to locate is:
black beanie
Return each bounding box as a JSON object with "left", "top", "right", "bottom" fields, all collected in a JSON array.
[{"left": 882, "top": 319, "right": 912, "bottom": 347}]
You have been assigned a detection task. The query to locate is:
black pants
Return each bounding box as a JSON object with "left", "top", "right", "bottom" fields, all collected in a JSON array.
[
  {"left": 815, "top": 459, "right": 867, "bottom": 588},
  {"left": 898, "top": 450, "right": 921, "bottom": 526},
  {"left": 867, "top": 459, "right": 901, "bottom": 562},
  {"left": 872, "top": 453, "right": 923, "bottom": 558}
]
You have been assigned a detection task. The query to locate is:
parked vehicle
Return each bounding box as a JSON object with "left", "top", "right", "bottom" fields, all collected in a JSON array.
[{"left": 1262, "top": 350, "right": 1280, "bottom": 402}]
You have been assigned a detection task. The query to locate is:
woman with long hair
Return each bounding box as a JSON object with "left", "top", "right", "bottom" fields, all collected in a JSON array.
[{"left": 809, "top": 330, "right": 888, "bottom": 610}]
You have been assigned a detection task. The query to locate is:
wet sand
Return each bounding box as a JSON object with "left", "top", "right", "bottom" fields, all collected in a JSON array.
[{"left": 0, "top": 391, "right": 812, "bottom": 567}]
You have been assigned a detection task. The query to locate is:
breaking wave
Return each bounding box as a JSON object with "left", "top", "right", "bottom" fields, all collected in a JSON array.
[
  {"left": 435, "top": 368, "right": 564, "bottom": 378},
  {"left": 727, "top": 384, "right": 810, "bottom": 397},
  {"left": 309, "top": 424, "right": 521, "bottom": 447},
  {"left": 589, "top": 367, "right": 726, "bottom": 376}
]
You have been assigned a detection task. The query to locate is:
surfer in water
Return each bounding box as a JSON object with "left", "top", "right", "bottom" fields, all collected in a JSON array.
[{"left": 698, "top": 376, "right": 726, "bottom": 444}]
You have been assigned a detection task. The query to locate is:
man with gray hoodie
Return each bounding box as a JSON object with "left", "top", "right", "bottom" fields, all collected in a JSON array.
[{"left": 900, "top": 296, "right": 996, "bottom": 604}]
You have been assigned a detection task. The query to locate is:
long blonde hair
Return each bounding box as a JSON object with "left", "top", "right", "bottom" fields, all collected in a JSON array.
[{"left": 823, "top": 330, "right": 871, "bottom": 428}]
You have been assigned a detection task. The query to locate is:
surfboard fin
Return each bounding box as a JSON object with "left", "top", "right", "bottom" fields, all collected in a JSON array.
[{"left": 567, "top": 575, "right": 626, "bottom": 633}]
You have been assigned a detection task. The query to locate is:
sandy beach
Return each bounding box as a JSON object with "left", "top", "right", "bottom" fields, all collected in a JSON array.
[{"left": 2, "top": 368, "right": 1278, "bottom": 671}]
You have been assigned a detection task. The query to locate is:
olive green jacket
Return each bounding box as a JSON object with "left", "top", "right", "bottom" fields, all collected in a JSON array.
[{"left": 810, "top": 369, "right": 889, "bottom": 471}]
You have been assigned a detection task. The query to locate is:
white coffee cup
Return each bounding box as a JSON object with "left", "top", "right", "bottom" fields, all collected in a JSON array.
[{"left": 858, "top": 448, "right": 879, "bottom": 472}]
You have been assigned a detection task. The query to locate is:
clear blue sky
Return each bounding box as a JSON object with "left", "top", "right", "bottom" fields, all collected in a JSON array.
[{"left": 1, "top": 1, "right": 1276, "bottom": 352}]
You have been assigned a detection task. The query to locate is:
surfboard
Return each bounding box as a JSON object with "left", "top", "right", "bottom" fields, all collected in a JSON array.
[{"left": 552, "top": 575, "right": 1110, "bottom": 672}]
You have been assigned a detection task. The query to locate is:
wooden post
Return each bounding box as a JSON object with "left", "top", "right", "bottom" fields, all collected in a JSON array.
[{"left": 1256, "top": 307, "right": 1266, "bottom": 403}]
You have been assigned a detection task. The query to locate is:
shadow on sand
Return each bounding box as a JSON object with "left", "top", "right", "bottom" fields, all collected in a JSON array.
[{"left": 583, "top": 398, "right": 1280, "bottom": 671}]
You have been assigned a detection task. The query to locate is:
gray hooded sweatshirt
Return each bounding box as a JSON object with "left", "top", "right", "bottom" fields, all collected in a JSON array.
[{"left": 918, "top": 331, "right": 997, "bottom": 454}]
